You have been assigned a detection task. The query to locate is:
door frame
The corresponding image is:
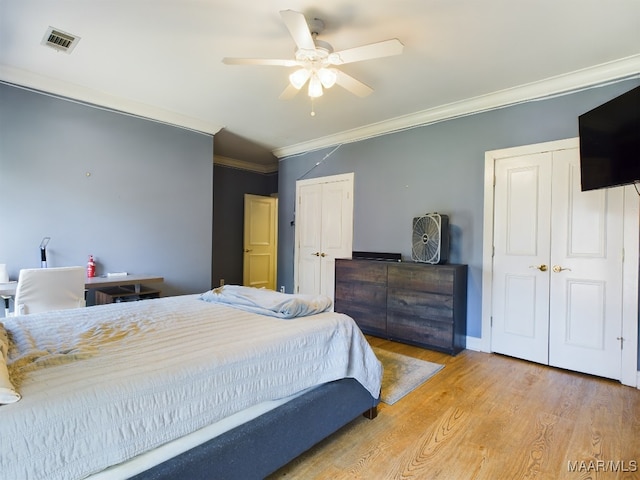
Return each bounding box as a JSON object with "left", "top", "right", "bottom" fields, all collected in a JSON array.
[{"left": 481, "top": 138, "right": 639, "bottom": 387}]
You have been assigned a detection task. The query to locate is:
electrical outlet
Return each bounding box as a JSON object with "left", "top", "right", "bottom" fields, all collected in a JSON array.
[
  {"left": 280, "top": 286, "right": 285, "bottom": 293},
  {"left": 220, "top": 279, "right": 225, "bottom": 286}
]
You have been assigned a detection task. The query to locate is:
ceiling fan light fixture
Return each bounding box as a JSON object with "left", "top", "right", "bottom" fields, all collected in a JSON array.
[
  {"left": 308, "top": 74, "right": 323, "bottom": 98},
  {"left": 317, "top": 68, "right": 337, "bottom": 89},
  {"left": 223, "top": 10, "right": 404, "bottom": 103},
  {"left": 289, "top": 68, "right": 310, "bottom": 89}
]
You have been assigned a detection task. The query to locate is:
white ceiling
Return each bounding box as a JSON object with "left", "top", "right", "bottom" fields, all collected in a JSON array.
[{"left": 1, "top": 0, "right": 639, "bottom": 165}]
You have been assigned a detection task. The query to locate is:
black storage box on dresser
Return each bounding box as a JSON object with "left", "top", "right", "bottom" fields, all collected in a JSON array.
[{"left": 334, "top": 258, "right": 467, "bottom": 355}]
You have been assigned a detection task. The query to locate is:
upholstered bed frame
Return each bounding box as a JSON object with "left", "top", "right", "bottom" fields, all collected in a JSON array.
[{"left": 132, "top": 378, "right": 379, "bottom": 479}]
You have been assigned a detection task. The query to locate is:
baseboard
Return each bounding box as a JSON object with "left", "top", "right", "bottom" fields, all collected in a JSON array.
[
  {"left": 637, "top": 371, "right": 640, "bottom": 390},
  {"left": 465, "top": 336, "right": 482, "bottom": 352}
]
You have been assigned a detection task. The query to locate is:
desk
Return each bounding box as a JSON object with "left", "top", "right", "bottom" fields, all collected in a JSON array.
[
  {"left": 89, "top": 275, "right": 164, "bottom": 305},
  {"left": 0, "top": 275, "right": 164, "bottom": 310},
  {"left": 85, "top": 274, "right": 164, "bottom": 292}
]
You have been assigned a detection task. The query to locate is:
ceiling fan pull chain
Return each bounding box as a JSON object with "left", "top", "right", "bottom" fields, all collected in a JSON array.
[{"left": 310, "top": 97, "right": 316, "bottom": 117}]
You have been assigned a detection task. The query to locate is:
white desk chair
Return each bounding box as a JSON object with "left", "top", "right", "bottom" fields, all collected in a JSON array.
[{"left": 13, "top": 266, "right": 86, "bottom": 315}]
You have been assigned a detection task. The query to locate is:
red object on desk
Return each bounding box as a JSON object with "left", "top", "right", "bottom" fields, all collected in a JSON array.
[{"left": 87, "top": 255, "right": 96, "bottom": 278}]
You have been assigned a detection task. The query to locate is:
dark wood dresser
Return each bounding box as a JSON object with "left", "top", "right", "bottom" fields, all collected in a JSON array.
[{"left": 334, "top": 258, "right": 467, "bottom": 355}]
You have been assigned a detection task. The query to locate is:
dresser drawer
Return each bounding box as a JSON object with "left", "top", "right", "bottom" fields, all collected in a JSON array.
[
  {"left": 334, "top": 259, "right": 388, "bottom": 336},
  {"left": 335, "top": 259, "right": 387, "bottom": 285},
  {"left": 387, "top": 288, "right": 454, "bottom": 323},
  {"left": 335, "top": 281, "right": 387, "bottom": 308},
  {"left": 335, "top": 282, "right": 387, "bottom": 336},
  {"left": 388, "top": 263, "right": 456, "bottom": 294},
  {"left": 387, "top": 313, "right": 454, "bottom": 353}
]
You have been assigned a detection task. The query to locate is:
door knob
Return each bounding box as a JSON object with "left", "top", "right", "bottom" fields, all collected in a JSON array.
[
  {"left": 552, "top": 265, "right": 571, "bottom": 273},
  {"left": 320, "top": 252, "right": 326, "bottom": 257},
  {"left": 312, "top": 252, "right": 320, "bottom": 256},
  {"left": 529, "top": 264, "right": 548, "bottom": 272},
  {"left": 244, "top": 249, "right": 252, "bottom": 253}
]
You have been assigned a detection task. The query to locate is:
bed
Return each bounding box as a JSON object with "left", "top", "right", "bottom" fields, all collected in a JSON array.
[{"left": 0, "top": 286, "right": 382, "bottom": 480}]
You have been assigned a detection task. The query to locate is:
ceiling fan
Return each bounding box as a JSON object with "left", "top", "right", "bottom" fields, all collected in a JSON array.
[{"left": 222, "top": 10, "right": 404, "bottom": 102}]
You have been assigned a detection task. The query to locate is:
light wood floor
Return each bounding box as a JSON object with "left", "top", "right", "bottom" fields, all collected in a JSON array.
[{"left": 268, "top": 336, "right": 640, "bottom": 480}]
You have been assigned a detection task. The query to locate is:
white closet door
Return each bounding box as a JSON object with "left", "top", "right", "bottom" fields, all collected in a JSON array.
[
  {"left": 318, "top": 180, "right": 353, "bottom": 298},
  {"left": 491, "top": 152, "right": 552, "bottom": 364},
  {"left": 295, "top": 173, "right": 354, "bottom": 300},
  {"left": 491, "top": 146, "right": 625, "bottom": 379},
  {"left": 548, "top": 148, "right": 623, "bottom": 378},
  {"left": 296, "top": 183, "right": 323, "bottom": 296}
]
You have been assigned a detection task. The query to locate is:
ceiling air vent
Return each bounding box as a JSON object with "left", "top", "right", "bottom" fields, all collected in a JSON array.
[{"left": 42, "top": 27, "right": 80, "bottom": 53}]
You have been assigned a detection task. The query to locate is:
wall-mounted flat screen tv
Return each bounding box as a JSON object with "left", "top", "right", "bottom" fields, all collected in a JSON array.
[{"left": 579, "top": 85, "right": 640, "bottom": 192}]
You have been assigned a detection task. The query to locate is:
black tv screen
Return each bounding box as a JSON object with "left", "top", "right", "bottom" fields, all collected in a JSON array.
[{"left": 579, "top": 85, "right": 640, "bottom": 191}]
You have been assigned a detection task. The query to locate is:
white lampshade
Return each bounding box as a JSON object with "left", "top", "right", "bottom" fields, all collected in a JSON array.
[
  {"left": 317, "top": 68, "right": 337, "bottom": 89},
  {"left": 308, "top": 74, "right": 323, "bottom": 98},
  {"left": 289, "top": 68, "right": 310, "bottom": 90}
]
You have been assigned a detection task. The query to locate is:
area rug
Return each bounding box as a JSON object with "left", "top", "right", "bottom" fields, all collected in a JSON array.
[{"left": 373, "top": 347, "right": 444, "bottom": 405}]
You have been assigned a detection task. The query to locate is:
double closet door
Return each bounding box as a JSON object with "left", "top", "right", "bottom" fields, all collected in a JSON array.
[
  {"left": 294, "top": 173, "right": 353, "bottom": 300},
  {"left": 491, "top": 144, "right": 625, "bottom": 380}
]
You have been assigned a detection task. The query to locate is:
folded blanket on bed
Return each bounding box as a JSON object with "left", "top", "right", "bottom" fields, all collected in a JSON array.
[
  {"left": 0, "top": 323, "right": 20, "bottom": 404},
  {"left": 200, "top": 285, "right": 332, "bottom": 319}
]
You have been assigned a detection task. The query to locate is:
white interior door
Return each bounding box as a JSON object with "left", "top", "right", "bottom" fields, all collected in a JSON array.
[
  {"left": 491, "top": 144, "right": 625, "bottom": 379},
  {"left": 296, "top": 183, "right": 323, "bottom": 295},
  {"left": 295, "top": 173, "right": 354, "bottom": 300},
  {"left": 491, "top": 152, "right": 552, "bottom": 364},
  {"left": 318, "top": 180, "right": 354, "bottom": 298},
  {"left": 548, "top": 149, "right": 623, "bottom": 378}
]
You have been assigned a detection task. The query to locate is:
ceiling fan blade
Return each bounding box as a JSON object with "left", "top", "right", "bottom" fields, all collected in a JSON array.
[
  {"left": 330, "top": 38, "right": 404, "bottom": 65},
  {"left": 280, "top": 10, "right": 315, "bottom": 51},
  {"left": 222, "top": 57, "right": 299, "bottom": 67},
  {"left": 335, "top": 70, "right": 373, "bottom": 97},
  {"left": 279, "top": 84, "right": 300, "bottom": 100}
]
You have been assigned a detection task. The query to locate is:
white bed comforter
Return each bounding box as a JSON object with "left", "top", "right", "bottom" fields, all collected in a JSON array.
[{"left": 0, "top": 294, "right": 382, "bottom": 480}]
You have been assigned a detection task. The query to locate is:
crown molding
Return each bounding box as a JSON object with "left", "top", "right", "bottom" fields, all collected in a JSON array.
[
  {"left": 0, "top": 66, "right": 223, "bottom": 136},
  {"left": 3, "top": 55, "right": 638, "bottom": 159},
  {"left": 273, "top": 54, "right": 640, "bottom": 158},
  {"left": 214, "top": 154, "right": 278, "bottom": 174}
]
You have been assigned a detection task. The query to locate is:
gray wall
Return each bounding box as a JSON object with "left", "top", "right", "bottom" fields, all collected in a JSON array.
[
  {"left": 277, "top": 79, "right": 640, "bottom": 351},
  {"left": 212, "top": 164, "right": 277, "bottom": 287},
  {"left": 0, "top": 83, "right": 213, "bottom": 304}
]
